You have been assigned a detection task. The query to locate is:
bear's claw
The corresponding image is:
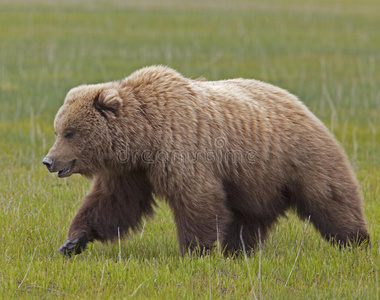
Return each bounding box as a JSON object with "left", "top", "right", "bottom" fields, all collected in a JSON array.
[{"left": 59, "top": 235, "right": 88, "bottom": 256}]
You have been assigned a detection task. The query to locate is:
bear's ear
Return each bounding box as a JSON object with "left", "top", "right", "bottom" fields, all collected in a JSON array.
[{"left": 94, "top": 89, "right": 122, "bottom": 118}]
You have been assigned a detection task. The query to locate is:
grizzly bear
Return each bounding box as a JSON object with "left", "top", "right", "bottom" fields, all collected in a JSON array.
[{"left": 43, "top": 66, "right": 369, "bottom": 256}]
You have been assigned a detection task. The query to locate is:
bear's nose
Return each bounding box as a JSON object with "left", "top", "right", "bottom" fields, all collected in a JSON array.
[{"left": 42, "top": 156, "right": 54, "bottom": 172}]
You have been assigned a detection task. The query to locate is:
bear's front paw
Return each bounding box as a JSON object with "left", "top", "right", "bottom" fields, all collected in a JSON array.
[{"left": 59, "top": 234, "right": 88, "bottom": 257}]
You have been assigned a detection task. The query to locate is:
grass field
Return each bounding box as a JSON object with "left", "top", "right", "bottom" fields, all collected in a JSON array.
[{"left": 0, "top": 0, "right": 379, "bottom": 298}]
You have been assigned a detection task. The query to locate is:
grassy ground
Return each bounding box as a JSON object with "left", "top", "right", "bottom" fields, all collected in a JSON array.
[{"left": 0, "top": 0, "right": 379, "bottom": 298}]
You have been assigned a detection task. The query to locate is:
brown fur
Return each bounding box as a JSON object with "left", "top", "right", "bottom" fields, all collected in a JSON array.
[{"left": 43, "top": 65, "right": 369, "bottom": 256}]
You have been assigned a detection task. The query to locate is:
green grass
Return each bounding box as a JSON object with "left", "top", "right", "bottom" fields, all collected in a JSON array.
[{"left": 0, "top": 0, "right": 379, "bottom": 298}]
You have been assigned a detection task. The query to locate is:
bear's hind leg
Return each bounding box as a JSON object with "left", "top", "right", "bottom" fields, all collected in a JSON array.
[
  {"left": 293, "top": 177, "right": 369, "bottom": 247},
  {"left": 222, "top": 181, "right": 291, "bottom": 255},
  {"left": 222, "top": 215, "right": 269, "bottom": 256}
]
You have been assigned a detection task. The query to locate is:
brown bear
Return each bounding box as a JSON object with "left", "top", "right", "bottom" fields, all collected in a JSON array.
[{"left": 43, "top": 66, "right": 369, "bottom": 256}]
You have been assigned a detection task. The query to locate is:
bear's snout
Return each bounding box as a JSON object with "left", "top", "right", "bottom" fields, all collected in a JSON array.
[
  {"left": 42, "top": 156, "right": 75, "bottom": 178},
  {"left": 42, "top": 156, "right": 54, "bottom": 172}
]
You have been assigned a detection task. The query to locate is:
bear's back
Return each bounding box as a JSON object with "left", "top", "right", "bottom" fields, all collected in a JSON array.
[{"left": 123, "top": 66, "right": 333, "bottom": 160}]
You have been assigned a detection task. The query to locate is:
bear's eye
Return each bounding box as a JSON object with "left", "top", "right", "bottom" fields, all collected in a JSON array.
[{"left": 64, "top": 130, "right": 75, "bottom": 138}]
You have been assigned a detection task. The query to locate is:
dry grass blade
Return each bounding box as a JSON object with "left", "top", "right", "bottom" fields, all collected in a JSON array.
[
  {"left": 284, "top": 216, "right": 311, "bottom": 287},
  {"left": 240, "top": 226, "right": 258, "bottom": 300},
  {"left": 15, "top": 246, "right": 38, "bottom": 293}
]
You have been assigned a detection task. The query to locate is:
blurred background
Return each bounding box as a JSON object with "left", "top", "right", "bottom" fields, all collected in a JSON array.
[{"left": 1, "top": 0, "right": 378, "bottom": 176}]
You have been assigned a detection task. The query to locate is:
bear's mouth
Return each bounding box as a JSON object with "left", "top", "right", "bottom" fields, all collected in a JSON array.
[{"left": 58, "top": 160, "right": 76, "bottom": 178}]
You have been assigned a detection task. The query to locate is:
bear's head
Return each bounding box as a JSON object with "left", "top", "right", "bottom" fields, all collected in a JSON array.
[{"left": 43, "top": 83, "right": 124, "bottom": 178}]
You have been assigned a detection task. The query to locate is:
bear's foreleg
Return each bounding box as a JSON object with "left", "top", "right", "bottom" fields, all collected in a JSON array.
[
  {"left": 166, "top": 180, "right": 232, "bottom": 256},
  {"left": 60, "top": 171, "right": 155, "bottom": 256},
  {"left": 173, "top": 205, "right": 232, "bottom": 256}
]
